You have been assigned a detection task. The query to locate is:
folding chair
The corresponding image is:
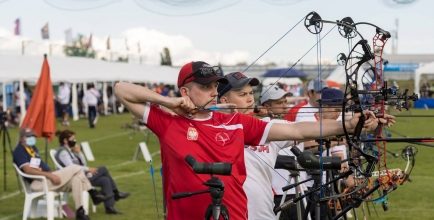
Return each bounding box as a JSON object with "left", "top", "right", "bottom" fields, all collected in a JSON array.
[
  {"left": 49, "top": 149, "right": 97, "bottom": 214},
  {"left": 13, "top": 163, "right": 63, "bottom": 220}
]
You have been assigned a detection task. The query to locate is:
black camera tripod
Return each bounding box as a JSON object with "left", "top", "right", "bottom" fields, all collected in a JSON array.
[
  {"left": 303, "top": 170, "right": 334, "bottom": 220},
  {"left": 0, "top": 111, "right": 17, "bottom": 191},
  {"left": 172, "top": 176, "right": 229, "bottom": 220}
]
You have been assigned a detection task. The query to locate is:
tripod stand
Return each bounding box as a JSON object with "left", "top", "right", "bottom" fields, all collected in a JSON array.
[
  {"left": 172, "top": 176, "right": 229, "bottom": 220},
  {"left": 321, "top": 140, "right": 349, "bottom": 220},
  {"left": 0, "top": 112, "right": 19, "bottom": 191},
  {"left": 303, "top": 170, "right": 334, "bottom": 220},
  {"left": 276, "top": 170, "right": 309, "bottom": 220}
]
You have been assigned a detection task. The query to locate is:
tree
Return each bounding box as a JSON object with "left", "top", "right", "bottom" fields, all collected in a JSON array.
[
  {"left": 63, "top": 34, "right": 95, "bottom": 58},
  {"left": 160, "top": 47, "right": 172, "bottom": 66},
  {"left": 117, "top": 57, "right": 129, "bottom": 63}
]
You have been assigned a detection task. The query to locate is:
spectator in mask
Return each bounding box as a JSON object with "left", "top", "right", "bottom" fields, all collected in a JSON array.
[
  {"left": 54, "top": 129, "right": 130, "bottom": 215},
  {"left": 13, "top": 127, "right": 112, "bottom": 220}
]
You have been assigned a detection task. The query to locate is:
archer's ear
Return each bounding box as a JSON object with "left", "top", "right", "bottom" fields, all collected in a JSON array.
[
  {"left": 179, "top": 87, "right": 189, "bottom": 97},
  {"left": 263, "top": 103, "right": 273, "bottom": 113},
  {"left": 220, "top": 96, "right": 228, "bottom": 104},
  {"left": 263, "top": 102, "right": 270, "bottom": 108},
  {"left": 307, "top": 90, "right": 313, "bottom": 98}
]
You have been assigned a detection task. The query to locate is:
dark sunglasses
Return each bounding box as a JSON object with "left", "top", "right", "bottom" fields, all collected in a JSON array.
[{"left": 181, "top": 66, "right": 223, "bottom": 86}]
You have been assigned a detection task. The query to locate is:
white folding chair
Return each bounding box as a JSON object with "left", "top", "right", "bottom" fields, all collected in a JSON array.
[
  {"left": 49, "top": 149, "right": 96, "bottom": 214},
  {"left": 49, "top": 149, "right": 64, "bottom": 171},
  {"left": 13, "top": 163, "right": 63, "bottom": 220}
]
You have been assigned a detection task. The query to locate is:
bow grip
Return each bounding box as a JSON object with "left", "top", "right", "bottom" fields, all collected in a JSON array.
[
  {"left": 364, "top": 156, "right": 377, "bottom": 175},
  {"left": 353, "top": 113, "right": 365, "bottom": 139}
]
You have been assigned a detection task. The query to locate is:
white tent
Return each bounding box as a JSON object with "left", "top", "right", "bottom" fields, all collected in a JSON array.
[
  {"left": 0, "top": 55, "right": 179, "bottom": 84},
  {"left": 0, "top": 55, "right": 180, "bottom": 121},
  {"left": 326, "top": 65, "right": 366, "bottom": 89},
  {"left": 414, "top": 62, "right": 434, "bottom": 95}
]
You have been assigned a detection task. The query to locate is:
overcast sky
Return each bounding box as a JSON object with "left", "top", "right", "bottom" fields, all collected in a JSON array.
[{"left": 0, "top": 0, "right": 432, "bottom": 66}]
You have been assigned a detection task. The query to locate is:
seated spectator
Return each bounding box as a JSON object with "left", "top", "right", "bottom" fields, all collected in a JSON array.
[
  {"left": 54, "top": 129, "right": 130, "bottom": 215},
  {"left": 13, "top": 127, "right": 112, "bottom": 220}
]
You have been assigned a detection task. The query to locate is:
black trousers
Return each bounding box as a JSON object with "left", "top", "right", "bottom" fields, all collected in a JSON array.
[
  {"left": 87, "top": 106, "right": 97, "bottom": 127},
  {"left": 274, "top": 194, "right": 306, "bottom": 220},
  {"left": 88, "top": 166, "right": 117, "bottom": 207}
]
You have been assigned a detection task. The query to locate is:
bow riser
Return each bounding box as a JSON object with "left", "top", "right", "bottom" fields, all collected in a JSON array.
[{"left": 372, "top": 30, "right": 401, "bottom": 191}]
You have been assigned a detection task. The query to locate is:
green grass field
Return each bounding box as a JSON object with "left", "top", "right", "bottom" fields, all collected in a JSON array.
[{"left": 0, "top": 107, "right": 433, "bottom": 220}]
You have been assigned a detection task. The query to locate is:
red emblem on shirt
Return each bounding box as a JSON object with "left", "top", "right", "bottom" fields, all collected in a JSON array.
[
  {"left": 215, "top": 132, "right": 230, "bottom": 146},
  {"left": 187, "top": 127, "right": 198, "bottom": 141}
]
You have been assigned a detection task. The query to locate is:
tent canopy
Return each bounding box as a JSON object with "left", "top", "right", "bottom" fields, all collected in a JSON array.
[
  {"left": 0, "top": 54, "right": 180, "bottom": 84},
  {"left": 326, "top": 65, "right": 366, "bottom": 89},
  {"left": 414, "top": 62, "right": 434, "bottom": 95},
  {"left": 261, "top": 68, "right": 307, "bottom": 78},
  {"left": 261, "top": 77, "right": 302, "bottom": 87}
]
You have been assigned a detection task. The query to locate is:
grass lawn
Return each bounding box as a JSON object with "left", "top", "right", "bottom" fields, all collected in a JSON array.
[
  {"left": 0, "top": 107, "right": 433, "bottom": 220},
  {"left": 0, "top": 113, "right": 163, "bottom": 220}
]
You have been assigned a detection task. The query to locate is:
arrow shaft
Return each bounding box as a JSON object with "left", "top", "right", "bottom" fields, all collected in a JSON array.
[{"left": 361, "top": 138, "right": 434, "bottom": 143}]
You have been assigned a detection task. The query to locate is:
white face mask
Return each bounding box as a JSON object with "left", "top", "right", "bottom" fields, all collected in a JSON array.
[{"left": 25, "top": 136, "right": 36, "bottom": 146}]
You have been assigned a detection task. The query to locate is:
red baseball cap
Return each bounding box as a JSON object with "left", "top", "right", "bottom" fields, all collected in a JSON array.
[{"left": 177, "top": 61, "right": 228, "bottom": 88}]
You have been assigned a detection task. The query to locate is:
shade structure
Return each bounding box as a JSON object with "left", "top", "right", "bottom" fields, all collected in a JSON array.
[
  {"left": 325, "top": 80, "right": 342, "bottom": 89},
  {"left": 414, "top": 61, "right": 434, "bottom": 95},
  {"left": 0, "top": 54, "right": 180, "bottom": 84},
  {"left": 261, "top": 77, "right": 302, "bottom": 86},
  {"left": 261, "top": 68, "right": 307, "bottom": 78},
  {"left": 20, "top": 55, "right": 56, "bottom": 141},
  {"left": 0, "top": 55, "right": 182, "bottom": 122},
  {"left": 326, "top": 65, "right": 365, "bottom": 89}
]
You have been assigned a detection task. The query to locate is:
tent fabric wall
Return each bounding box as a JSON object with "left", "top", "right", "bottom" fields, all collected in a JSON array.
[
  {"left": 326, "top": 65, "right": 366, "bottom": 89},
  {"left": 0, "top": 55, "right": 180, "bottom": 121},
  {"left": 261, "top": 77, "right": 302, "bottom": 87},
  {"left": 414, "top": 62, "right": 434, "bottom": 95},
  {"left": 0, "top": 55, "right": 180, "bottom": 84}
]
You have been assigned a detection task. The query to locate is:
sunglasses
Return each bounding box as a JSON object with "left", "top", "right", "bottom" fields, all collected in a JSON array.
[{"left": 181, "top": 66, "right": 223, "bottom": 86}]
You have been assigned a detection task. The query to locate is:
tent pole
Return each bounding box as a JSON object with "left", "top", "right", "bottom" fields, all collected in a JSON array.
[
  {"left": 103, "top": 82, "right": 108, "bottom": 116},
  {"left": 2, "top": 83, "right": 7, "bottom": 115},
  {"left": 72, "top": 83, "right": 79, "bottom": 121},
  {"left": 112, "top": 81, "right": 116, "bottom": 115},
  {"left": 83, "top": 83, "right": 88, "bottom": 121},
  {"left": 19, "top": 79, "right": 26, "bottom": 126}
]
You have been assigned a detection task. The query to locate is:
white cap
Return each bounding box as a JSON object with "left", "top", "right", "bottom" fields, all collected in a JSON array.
[
  {"left": 307, "top": 77, "right": 328, "bottom": 92},
  {"left": 260, "top": 85, "right": 293, "bottom": 105}
]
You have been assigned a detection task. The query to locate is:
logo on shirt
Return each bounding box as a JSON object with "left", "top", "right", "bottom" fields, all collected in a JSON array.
[
  {"left": 187, "top": 127, "right": 198, "bottom": 141},
  {"left": 215, "top": 132, "right": 230, "bottom": 146},
  {"left": 248, "top": 145, "right": 270, "bottom": 153}
]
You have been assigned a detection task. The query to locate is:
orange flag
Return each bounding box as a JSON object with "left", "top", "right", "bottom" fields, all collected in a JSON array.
[{"left": 21, "top": 54, "right": 56, "bottom": 141}]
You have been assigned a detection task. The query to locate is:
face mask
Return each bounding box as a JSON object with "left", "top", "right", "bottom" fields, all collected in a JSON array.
[
  {"left": 67, "top": 140, "right": 76, "bottom": 147},
  {"left": 25, "top": 136, "right": 36, "bottom": 146}
]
